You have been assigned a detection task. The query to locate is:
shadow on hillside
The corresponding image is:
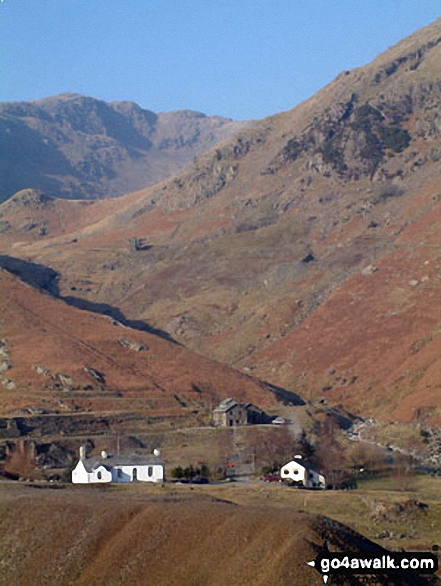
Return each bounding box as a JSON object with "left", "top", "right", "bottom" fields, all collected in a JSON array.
[
  {"left": 0, "top": 255, "right": 178, "bottom": 345},
  {"left": 263, "top": 381, "right": 305, "bottom": 406},
  {"left": 62, "top": 296, "right": 178, "bottom": 344},
  {"left": 0, "top": 255, "right": 60, "bottom": 295},
  {"left": 308, "top": 516, "right": 438, "bottom": 586}
]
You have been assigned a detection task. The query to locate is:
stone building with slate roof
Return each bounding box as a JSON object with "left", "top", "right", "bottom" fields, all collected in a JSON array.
[{"left": 212, "top": 398, "right": 270, "bottom": 427}]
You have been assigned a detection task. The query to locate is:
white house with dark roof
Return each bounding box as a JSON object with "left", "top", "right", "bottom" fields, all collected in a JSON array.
[
  {"left": 71, "top": 446, "right": 164, "bottom": 484},
  {"left": 280, "top": 455, "right": 325, "bottom": 488}
]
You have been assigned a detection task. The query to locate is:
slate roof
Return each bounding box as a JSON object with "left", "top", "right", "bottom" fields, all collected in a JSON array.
[
  {"left": 213, "top": 398, "right": 264, "bottom": 413},
  {"left": 82, "top": 454, "right": 164, "bottom": 473},
  {"left": 213, "top": 398, "right": 239, "bottom": 413},
  {"left": 289, "top": 458, "right": 318, "bottom": 472},
  {"left": 242, "top": 402, "right": 264, "bottom": 413}
]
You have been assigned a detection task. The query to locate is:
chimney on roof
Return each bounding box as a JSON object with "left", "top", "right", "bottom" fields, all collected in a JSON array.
[
  {"left": 79, "top": 445, "right": 86, "bottom": 460},
  {"left": 294, "top": 454, "right": 303, "bottom": 459}
]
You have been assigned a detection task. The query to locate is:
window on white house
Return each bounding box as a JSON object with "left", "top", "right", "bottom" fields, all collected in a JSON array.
[
  {"left": 133, "top": 468, "right": 138, "bottom": 480},
  {"left": 293, "top": 469, "right": 299, "bottom": 475},
  {"left": 148, "top": 466, "right": 153, "bottom": 477},
  {"left": 97, "top": 471, "right": 102, "bottom": 480}
]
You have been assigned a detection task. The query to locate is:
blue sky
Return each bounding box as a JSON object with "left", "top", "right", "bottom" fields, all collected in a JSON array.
[{"left": 1, "top": 1, "right": 440, "bottom": 120}]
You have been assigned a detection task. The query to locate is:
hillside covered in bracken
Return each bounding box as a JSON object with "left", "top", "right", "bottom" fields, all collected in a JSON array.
[
  {"left": 0, "top": 266, "right": 294, "bottom": 420},
  {"left": 2, "top": 19, "right": 441, "bottom": 423}
]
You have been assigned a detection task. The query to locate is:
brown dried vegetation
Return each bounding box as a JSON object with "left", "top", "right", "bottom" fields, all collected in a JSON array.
[{"left": 2, "top": 20, "right": 441, "bottom": 424}]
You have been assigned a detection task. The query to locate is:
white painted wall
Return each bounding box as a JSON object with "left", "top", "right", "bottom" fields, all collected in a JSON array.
[
  {"left": 72, "top": 461, "right": 112, "bottom": 484},
  {"left": 111, "top": 465, "right": 163, "bottom": 483},
  {"left": 72, "top": 461, "right": 164, "bottom": 484},
  {"left": 280, "top": 461, "right": 325, "bottom": 488},
  {"left": 72, "top": 460, "right": 89, "bottom": 484},
  {"left": 281, "top": 461, "right": 307, "bottom": 484},
  {"left": 89, "top": 465, "right": 112, "bottom": 483}
]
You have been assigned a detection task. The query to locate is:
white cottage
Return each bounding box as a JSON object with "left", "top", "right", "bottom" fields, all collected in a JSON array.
[
  {"left": 72, "top": 447, "right": 164, "bottom": 484},
  {"left": 280, "top": 455, "right": 325, "bottom": 488}
]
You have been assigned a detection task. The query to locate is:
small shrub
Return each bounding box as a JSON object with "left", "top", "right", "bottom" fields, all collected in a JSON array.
[
  {"left": 61, "top": 459, "right": 76, "bottom": 483},
  {"left": 171, "top": 463, "right": 211, "bottom": 481},
  {"left": 171, "top": 466, "right": 184, "bottom": 480},
  {"left": 374, "top": 184, "right": 405, "bottom": 203},
  {"left": 260, "top": 465, "right": 275, "bottom": 477},
  {"left": 351, "top": 104, "right": 384, "bottom": 131},
  {"left": 360, "top": 130, "right": 383, "bottom": 171},
  {"left": 282, "top": 138, "right": 301, "bottom": 160},
  {"left": 320, "top": 138, "right": 347, "bottom": 173},
  {"left": 379, "top": 126, "right": 411, "bottom": 153}
]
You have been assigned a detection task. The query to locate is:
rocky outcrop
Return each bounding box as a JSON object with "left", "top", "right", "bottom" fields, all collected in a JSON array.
[{"left": 0, "top": 94, "right": 248, "bottom": 202}]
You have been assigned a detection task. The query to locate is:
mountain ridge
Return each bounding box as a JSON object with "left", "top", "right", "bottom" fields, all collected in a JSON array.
[
  {"left": 2, "top": 19, "right": 441, "bottom": 422},
  {"left": 0, "top": 93, "right": 249, "bottom": 202}
]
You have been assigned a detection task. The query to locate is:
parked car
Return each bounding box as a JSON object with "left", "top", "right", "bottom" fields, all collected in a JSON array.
[{"left": 261, "top": 475, "right": 282, "bottom": 483}]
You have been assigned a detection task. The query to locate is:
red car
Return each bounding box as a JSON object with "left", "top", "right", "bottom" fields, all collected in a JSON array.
[{"left": 261, "top": 475, "right": 282, "bottom": 483}]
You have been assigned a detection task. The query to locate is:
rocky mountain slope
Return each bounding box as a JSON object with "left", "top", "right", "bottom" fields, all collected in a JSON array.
[
  {"left": 0, "top": 93, "right": 248, "bottom": 202},
  {"left": 2, "top": 19, "right": 441, "bottom": 423}
]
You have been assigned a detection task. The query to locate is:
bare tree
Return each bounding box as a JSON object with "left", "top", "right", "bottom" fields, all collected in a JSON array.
[
  {"left": 314, "top": 415, "right": 346, "bottom": 487},
  {"left": 248, "top": 426, "right": 306, "bottom": 472}
]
